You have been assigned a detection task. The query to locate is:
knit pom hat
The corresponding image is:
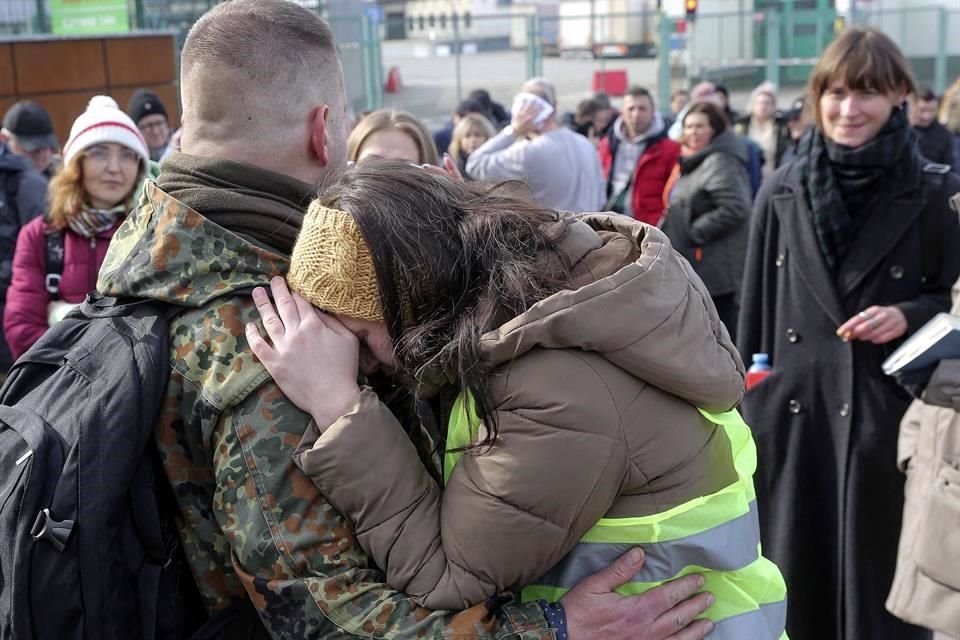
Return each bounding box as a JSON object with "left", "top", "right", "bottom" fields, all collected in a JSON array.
[
  {"left": 287, "top": 202, "right": 384, "bottom": 322},
  {"left": 62, "top": 95, "right": 150, "bottom": 168},
  {"left": 126, "top": 89, "right": 168, "bottom": 125}
]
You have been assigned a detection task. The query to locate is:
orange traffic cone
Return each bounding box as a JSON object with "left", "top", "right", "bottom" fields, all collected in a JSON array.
[{"left": 385, "top": 66, "right": 403, "bottom": 93}]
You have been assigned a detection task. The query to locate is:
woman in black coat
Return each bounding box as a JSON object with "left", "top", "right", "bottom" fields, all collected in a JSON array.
[
  {"left": 738, "top": 27, "right": 960, "bottom": 640},
  {"left": 661, "top": 101, "right": 752, "bottom": 340}
]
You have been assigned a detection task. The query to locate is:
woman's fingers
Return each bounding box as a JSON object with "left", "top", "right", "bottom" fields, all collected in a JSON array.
[
  {"left": 837, "top": 305, "right": 907, "bottom": 344},
  {"left": 442, "top": 153, "right": 464, "bottom": 181},
  {"left": 837, "top": 305, "right": 882, "bottom": 341},
  {"left": 270, "top": 276, "right": 301, "bottom": 331},
  {"left": 315, "top": 309, "right": 358, "bottom": 341},
  {"left": 292, "top": 290, "right": 319, "bottom": 327},
  {"left": 245, "top": 322, "right": 274, "bottom": 365},
  {"left": 253, "top": 286, "right": 286, "bottom": 342}
]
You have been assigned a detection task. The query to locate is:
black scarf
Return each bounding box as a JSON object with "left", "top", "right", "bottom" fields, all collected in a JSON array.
[
  {"left": 157, "top": 152, "right": 317, "bottom": 255},
  {"left": 798, "top": 107, "right": 920, "bottom": 272}
]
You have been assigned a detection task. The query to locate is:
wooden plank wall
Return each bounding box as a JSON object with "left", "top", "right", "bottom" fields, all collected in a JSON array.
[{"left": 0, "top": 34, "right": 179, "bottom": 148}]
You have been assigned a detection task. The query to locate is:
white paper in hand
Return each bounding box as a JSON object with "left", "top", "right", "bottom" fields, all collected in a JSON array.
[{"left": 511, "top": 92, "right": 554, "bottom": 128}]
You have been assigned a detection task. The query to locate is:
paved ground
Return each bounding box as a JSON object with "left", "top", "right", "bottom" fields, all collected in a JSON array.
[{"left": 378, "top": 40, "right": 800, "bottom": 129}]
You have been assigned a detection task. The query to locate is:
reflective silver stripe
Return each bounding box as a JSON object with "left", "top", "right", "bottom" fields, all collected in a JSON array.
[
  {"left": 534, "top": 500, "right": 761, "bottom": 587},
  {"left": 708, "top": 600, "right": 788, "bottom": 640}
]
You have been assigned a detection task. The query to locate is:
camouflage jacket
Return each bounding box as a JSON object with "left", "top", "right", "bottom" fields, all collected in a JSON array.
[{"left": 97, "top": 182, "right": 556, "bottom": 640}]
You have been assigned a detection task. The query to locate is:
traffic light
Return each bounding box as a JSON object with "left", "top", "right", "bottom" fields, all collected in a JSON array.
[{"left": 685, "top": 0, "right": 698, "bottom": 21}]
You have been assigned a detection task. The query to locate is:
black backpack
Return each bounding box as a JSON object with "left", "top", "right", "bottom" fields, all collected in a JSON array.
[
  {"left": 0, "top": 292, "right": 266, "bottom": 640},
  {"left": 0, "top": 292, "right": 184, "bottom": 639}
]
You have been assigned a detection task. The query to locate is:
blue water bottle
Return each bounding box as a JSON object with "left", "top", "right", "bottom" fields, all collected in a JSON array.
[{"left": 746, "top": 353, "right": 771, "bottom": 390}]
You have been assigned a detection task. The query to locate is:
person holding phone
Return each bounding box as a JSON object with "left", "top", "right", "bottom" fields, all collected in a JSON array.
[{"left": 466, "top": 77, "right": 605, "bottom": 212}]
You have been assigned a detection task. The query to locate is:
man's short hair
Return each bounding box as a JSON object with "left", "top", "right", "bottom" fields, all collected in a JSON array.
[
  {"left": 182, "top": 0, "right": 337, "bottom": 88},
  {"left": 625, "top": 86, "right": 655, "bottom": 107},
  {"left": 691, "top": 82, "right": 717, "bottom": 101},
  {"left": 915, "top": 86, "right": 938, "bottom": 103},
  {"left": 522, "top": 77, "right": 557, "bottom": 108},
  {"left": 590, "top": 91, "right": 612, "bottom": 110},
  {"left": 455, "top": 98, "right": 488, "bottom": 119},
  {"left": 671, "top": 88, "right": 690, "bottom": 100},
  {"left": 575, "top": 98, "right": 604, "bottom": 121}
]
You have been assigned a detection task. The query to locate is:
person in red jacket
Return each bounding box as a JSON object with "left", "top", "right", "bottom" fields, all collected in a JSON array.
[
  {"left": 3, "top": 96, "right": 149, "bottom": 359},
  {"left": 597, "top": 86, "right": 681, "bottom": 226}
]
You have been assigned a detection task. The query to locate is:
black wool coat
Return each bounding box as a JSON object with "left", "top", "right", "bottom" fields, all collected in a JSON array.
[{"left": 737, "top": 157, "right": 960, "bottom": 640}]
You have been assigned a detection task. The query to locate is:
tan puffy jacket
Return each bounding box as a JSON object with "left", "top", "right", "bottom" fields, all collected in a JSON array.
[
  {"left": 887, "top": 280, "right": 960, "bottom": 637},
  {"left": 294, "top": 214, "right": 745, "bottom": 609}
]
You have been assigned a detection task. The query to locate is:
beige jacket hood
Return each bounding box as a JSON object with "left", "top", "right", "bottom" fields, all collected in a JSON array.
[{"left": 482, "top": 213, "right": 744, "bottom": 413}]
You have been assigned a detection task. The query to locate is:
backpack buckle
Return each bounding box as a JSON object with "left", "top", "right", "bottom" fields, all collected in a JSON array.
[
  {"left": 30, "top": 508, "right": 74, "bottom": 552},
  {"left": 45, "top": 274, "right": 61, "bottom": 296}
]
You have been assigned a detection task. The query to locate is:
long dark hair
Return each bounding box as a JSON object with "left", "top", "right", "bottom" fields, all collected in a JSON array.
[{"left": 320, "top": 159, "right": 571, "bottom": 448}]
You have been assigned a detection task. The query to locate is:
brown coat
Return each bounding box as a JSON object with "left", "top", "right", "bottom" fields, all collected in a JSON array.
[
  {"left": 887, "top": 280, "right": 960, "bottom": 637},
  {"left": 294, "top": 214, "right": 746, "bottom": 610}
]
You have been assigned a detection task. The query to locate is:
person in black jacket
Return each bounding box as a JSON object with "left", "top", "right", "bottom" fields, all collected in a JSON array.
[
  {"left": 738, "top": 27, "right": 960, "bottom": 640},
  {"left": 909, "top": 86, "right": 956, "bottom": 169},
  {"left": 660, "top": 101, "right": 751, "bottom": 339},
  {"left": 0, "top": 140, "right": 46, "bottom": 376}
]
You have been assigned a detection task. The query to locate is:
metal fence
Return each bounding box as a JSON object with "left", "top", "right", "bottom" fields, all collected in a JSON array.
[
  {"left": 0, "top": 0, "right": 383, "bottom": 117},
  {"left": 3, "top": 2, "right": 959, "bottom": 125}
]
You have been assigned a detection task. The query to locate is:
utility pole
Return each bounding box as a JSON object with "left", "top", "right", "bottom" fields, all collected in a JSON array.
[
  {"left": 34, "top": 0, "right": 48, "bottom": 33},
  {"left": 590, "top": 0, "right": 596, "bottom": 55}
]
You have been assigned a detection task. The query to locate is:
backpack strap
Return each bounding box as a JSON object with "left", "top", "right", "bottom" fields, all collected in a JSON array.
[{"left": 44, "top": 230, "right": 65, "bottom": 301}]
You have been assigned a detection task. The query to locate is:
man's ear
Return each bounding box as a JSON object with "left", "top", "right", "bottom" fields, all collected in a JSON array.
[{"left": 310, "top": 104, "right": 330, "bottom": 168}]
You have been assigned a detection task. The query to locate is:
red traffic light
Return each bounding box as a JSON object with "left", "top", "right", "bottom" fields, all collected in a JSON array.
[{"left": 685, "top": 0, "right": 699, "bottom": 19}]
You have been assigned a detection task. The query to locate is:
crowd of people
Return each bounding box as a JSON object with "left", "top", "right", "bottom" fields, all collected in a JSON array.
[{"left": 0, "top": 2, "right": 959, "bottom": 639}]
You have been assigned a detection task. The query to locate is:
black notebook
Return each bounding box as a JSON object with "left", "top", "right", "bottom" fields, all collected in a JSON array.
[{"left": 882, "top": 313, "right": 960, "bottom": 375}]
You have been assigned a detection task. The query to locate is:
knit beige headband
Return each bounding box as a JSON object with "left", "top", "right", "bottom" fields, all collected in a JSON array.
[{"left": 287, "top": 202, "right": 384, "bottom": 322}]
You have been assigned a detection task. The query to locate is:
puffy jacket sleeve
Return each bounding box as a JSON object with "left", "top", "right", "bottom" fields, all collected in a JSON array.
[
  {"left": 896, "top": 399, "right": 924, "bottom": 472},
  {"left": 185, "top": 375, "right": 553, "bottom": 640},
  {"left": 687, "top": 153, "right": 752, "bottom": 246},
  {"left": 294, "top": 350, "right": 629, "bottom": 610},
  {"left": 4, "top": 217, "right": 51, "bottom": 358}
]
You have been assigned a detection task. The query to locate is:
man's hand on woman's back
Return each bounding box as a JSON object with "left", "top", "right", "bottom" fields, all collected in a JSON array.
[{"left": 562, "top": 548, "right": 715, "bottom": 640}]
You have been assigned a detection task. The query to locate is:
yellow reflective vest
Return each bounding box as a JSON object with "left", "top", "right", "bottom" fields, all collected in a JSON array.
[{"left": 445, "top": 393, "right": 788, "bottom": 640}]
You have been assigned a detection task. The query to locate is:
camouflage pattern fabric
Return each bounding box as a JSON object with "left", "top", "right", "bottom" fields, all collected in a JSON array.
[{"left": 97, "top": 182, "right": 556, "bottom": 639}]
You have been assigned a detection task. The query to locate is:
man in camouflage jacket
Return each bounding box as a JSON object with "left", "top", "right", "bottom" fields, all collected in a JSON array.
[
  {"left": 99, "top": 177, "right": 557, "bottom": 638},
  {"left": 98, "top": 2, "right": 714, "bottom": 638}
]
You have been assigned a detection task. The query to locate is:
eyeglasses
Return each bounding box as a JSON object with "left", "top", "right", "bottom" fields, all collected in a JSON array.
[{"left": 83, "top": 145, "right": 140, "bottom": 169}]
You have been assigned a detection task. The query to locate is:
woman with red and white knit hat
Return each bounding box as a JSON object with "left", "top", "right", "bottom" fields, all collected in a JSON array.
[{"left": 3, "top": 96, "right": 150, "bottom": 359}]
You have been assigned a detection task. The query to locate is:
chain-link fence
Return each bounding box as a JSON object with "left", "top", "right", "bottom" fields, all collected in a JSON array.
[{"left": 0, "top": 0, "right": 382, "bottom": 117}]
